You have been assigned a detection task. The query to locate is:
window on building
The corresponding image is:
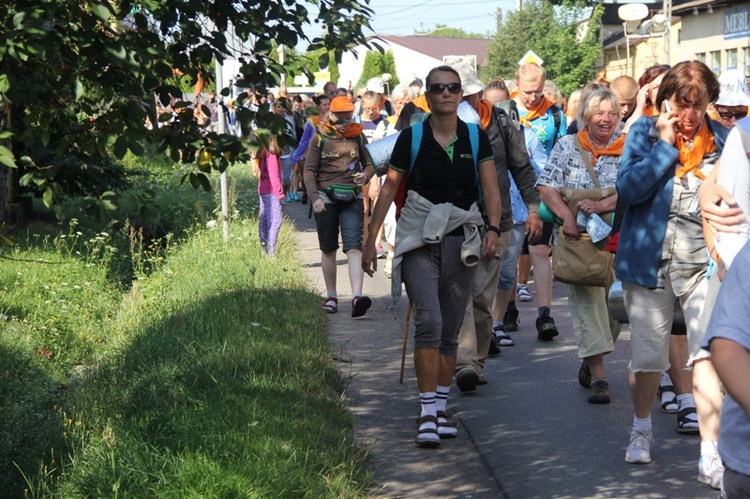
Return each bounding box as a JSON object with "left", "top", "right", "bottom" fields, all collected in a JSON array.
[
  {"left": 728, "top": 49, "right": 738, "bottom": 70},
  {"left": 696, "top": 52, "right": 706, "bottom": 64},
  {"left": 745, "top": 47, "right": 750, "bottom": 76},
  {"left": 710, "top": 51, "right": 721, "bottom": 74}
]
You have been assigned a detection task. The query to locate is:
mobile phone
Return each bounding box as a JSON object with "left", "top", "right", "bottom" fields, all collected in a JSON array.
[{"left": 663, "top": 100, "right": 672, "bottom": 114}]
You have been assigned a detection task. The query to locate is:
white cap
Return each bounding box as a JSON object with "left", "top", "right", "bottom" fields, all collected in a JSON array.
[
  {"left": 450, "top": 62, "right": 485, "bottom": 97},
  {"left": 716, "top": 69, "right": 750, "bottom": 107},
  {"left": 367, "top": 77, "right": 385, "bottom": 94}
]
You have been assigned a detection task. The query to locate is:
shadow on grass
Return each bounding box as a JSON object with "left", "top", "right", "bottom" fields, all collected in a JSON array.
[{"left": 61, "top": 286, "right": 369, "bottom": 497}]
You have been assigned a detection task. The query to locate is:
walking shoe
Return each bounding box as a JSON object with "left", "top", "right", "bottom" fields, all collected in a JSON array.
[
  {"left": 698, "top": 454, "right": 724, "bottom": 490},
  {"left": 517, "top": 285, "right": 533, "bottom": 302},
  {"left": 415, "top": 415, "right": 440, "bottom": 448},
  {"left": 285, "top": 193, "right": 293, "bottom": 203},
  {"left": 503, "top": 308, "right": 519, "bottom": 332},
  {"left": 292, "top": 191, "right": 300, "bottom": 201},
  {"left": 588, "top": 380, "right": 611, "bottom": 404},
  {"left": 436, "top": 410, "right": 458, "bottom": 438},
  {"left": 492, "top": 326, "right": 514, "bottom": 347},
  {"left": 488, "top": 334, "right": 502, "bottom": 356},
  {"left": 536, "top": 315, "right": 559, "bottom": 341},
  {"left": 625, "top": 428, "right": 654, "bottom": 464},
  {"left": 351, "top": 296, "right": 371, "bottom": 318},
  {"left": 455, "top": 369, "right": 479, "bottom": 393},
  {"left": 578, "top": 362, "right": 592, "bottom": 389}
]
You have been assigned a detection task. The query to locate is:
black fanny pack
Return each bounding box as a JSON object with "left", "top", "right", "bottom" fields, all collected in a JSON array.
[{"left": 324, "top": 185, "right": 359, "bottom": 203}]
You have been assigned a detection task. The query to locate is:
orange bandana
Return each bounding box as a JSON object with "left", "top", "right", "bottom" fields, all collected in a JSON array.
[
  {"left": 519, "top": 96, "right": 555, "bottom": 128},
  {"left": 412, "top": 94, "right": 430, "bottom": 113},
  {"left": 674, "top": 122, "right": 716, "bottom": 180},
  {"left": 576, "top": 131, "right": 625, "bottom": 161},
  {"left": 643, "top": 104, "right": 659, "bottom": 117}
]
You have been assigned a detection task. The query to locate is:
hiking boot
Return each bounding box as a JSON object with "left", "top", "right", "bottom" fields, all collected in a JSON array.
[
  {"left": 455, "top": 370, "right": 479, "bottom": 393},
  {"left": 503, "top": 308, "right": 519, "bottom": 332},
  {"left": 578, "top": 362, "right": 592, "bottom": 389},
  {"left": 351, "top": 296, "right": 371, "bottom": 318},
  {"left": 698, "top": 454, "right": 724, "bottom": 490},
  {"left": 625, "top": 428, "right": 654, "bottom": 464},
  {"left": 588, "top": 380, "right": 611, "bottom": 404},
  {"left": 536, "top": 315, "right": 559, "bottom": 341},
  {"left": 517, "top": 285, "right": 533, "bottom": 302}
]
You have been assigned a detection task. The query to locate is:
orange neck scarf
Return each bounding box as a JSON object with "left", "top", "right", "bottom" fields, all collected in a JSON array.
[
  {"left": 519, "top": 96, "right": 555, "bottom": 127},
  {"left": 320, "top": 119, "right": 364, "bottom": 139},
  {"left": 476, "top": 99, "right": 494, "bottom": 130},
  {"left": 412, "top": 94, "right": 430, "bottom": 113},
  {"left": 577, "top": 131, "right": 625, "bottom": 161},
  {"left": 643, "top": 104, "right": 659, "bottom": 117},
  {"left": 674, "top": 122, "right": 716, "bottom": 180}
]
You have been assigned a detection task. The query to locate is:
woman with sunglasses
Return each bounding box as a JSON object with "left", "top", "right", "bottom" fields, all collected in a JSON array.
[
  {"left": 616, "top": 62, "right": 729, "bottom": 486},
  {"left": 362, "top": 65, "right": 501, "bottom": 448}
]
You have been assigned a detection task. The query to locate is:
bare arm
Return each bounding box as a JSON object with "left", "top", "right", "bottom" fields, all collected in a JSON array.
[
  {"left": 478, "top": 158, "right": 501, "bottom": 259},
  {"left": 711, "top": 338, "right": 750, "bottom": 415}
]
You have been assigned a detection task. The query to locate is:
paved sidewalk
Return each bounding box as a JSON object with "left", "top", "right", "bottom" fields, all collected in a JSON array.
[{"left": 286, "top": 200, "right": 716, "bottom": 499}]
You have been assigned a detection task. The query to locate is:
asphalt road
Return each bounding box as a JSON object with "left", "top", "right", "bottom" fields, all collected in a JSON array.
[{"left": 286, "top": 200, "right": 718, "bottom": 499}]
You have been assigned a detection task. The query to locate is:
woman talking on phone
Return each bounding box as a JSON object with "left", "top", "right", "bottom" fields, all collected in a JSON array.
[{"left": 615, "top": 61, "right": 729, "bottom": 487}]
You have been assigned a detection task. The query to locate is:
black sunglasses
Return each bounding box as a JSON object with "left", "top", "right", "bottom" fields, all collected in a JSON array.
[
  {"left": 718, "top": 110, "right": 747, "bottom": 121},
  {"left": 427, "top": 82, "right": 462, "bottom": 95}
]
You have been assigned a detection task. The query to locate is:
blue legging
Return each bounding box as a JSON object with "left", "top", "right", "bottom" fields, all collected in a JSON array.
[{"left": 259, "top": 194, "right": 283, "bottom": 254}]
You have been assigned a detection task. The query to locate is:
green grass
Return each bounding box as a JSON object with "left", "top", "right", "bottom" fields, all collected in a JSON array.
[{"left": 0, "top": 160, "right": 370, "bottom": 497}]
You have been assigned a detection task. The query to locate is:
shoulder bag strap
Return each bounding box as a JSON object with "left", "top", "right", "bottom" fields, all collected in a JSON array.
[{"left": 574, "top": 135, "right": 601, "bottom": 189}]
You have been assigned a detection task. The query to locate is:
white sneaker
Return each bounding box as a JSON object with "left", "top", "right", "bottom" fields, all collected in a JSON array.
[
  {"left": 625, "top": 428, "right": 654, "bottom": 464},
  {"left": 517, "top": 285, "right": 533, "bottom": 302},
  {"left": 698, "top": 454, "right": 724, "bottom": 490}
]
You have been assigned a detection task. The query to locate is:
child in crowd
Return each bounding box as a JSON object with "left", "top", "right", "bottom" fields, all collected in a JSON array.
[{"left": 256, "top": 137, "right": 285, "bottom": 255}]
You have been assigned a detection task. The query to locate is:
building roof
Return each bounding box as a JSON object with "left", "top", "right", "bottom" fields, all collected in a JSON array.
[{"left": 370, "top": 35, "right": 491, "bottom": 67}]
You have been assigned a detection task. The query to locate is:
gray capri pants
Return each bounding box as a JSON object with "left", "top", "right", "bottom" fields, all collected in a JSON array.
[{"left": 401, "top": 235, "right": 477, "bottom": 356}]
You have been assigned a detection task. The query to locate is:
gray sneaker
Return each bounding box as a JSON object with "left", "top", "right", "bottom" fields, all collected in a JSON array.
[{"left": 625, "top": 428, "right": 654, "bottom": 464}]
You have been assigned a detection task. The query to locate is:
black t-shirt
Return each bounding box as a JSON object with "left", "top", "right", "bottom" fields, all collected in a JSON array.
[{"left": 389, "top": 118, "right": 493, "bottom": 211}]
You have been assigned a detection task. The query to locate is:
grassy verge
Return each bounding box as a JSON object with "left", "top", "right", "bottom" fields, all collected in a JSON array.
[{"left": 0, "top": 160, "right": 370, "bottom": 497}]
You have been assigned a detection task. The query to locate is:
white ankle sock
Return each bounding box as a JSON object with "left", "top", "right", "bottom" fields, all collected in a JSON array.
[
  {"left": 492, "top": 320, "right": 503, "bottom": 329},
  {"left": 435, "top": 386, "right": 450, "bottom": 412},
  {"left": 633, "top": 415, "right": 652, "bottom": 431},
  {"left": 420, "top": 392, "right": 436, "bottom": 418},
  {"left": 701, "top": 441, "right": 719, "bottom": 457},
  {"left": 676, "top": 393, "right": 695, "bottom": 409}
]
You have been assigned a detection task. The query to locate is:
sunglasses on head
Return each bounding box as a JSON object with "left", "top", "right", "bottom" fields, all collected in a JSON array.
[
  {"left": 427, "top": 82, "right": 462, "bottom": 95},
  {"left": 718, "top": 110, "right": 747, "bottom": 121}
]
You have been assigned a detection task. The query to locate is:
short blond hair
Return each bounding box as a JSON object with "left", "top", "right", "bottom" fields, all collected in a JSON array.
[
  {"left": 515, "top": 63, "right": 546, "bottom": 84},
  {"left": 581, "top": 88, "right": 622, "bottom": 125},
  {"left": 610, "top": 75, "right": 639, "bottom": 101}
]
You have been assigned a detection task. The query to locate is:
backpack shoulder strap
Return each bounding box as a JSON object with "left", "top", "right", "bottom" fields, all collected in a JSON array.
[
  {"left": 409, "top": 122, "right": 424, "bottom": 173},
  {"left": 551, "top": 105, "right": 561, "bottom": 134},
  {"left": 468, "top": 123, "right": 479, "bottom": 170}
]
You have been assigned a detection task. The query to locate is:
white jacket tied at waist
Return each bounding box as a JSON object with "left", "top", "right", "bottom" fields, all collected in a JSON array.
[{"left": 391, "top": 190, "right": 485, "bottom": 302}]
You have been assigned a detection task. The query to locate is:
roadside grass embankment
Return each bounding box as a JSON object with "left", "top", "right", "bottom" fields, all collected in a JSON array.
[{"left": 0, "top": 160, "right": 370, "bottom": 497}]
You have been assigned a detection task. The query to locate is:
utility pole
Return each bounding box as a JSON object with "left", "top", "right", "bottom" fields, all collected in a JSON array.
[{"left": 496, "top": 8, "right": 503, "bottom": 32}]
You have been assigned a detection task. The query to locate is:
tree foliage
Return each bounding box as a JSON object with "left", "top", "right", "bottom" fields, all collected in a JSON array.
[
  {"left": 484, "top": 0, "right": 603, "bottom": 96},
  {"left": 413, "top": 23, "right": 489, "bottom": 39},
  {"left": 0, "top": 0, "right": 375, "bottom": 213},
  {"left": 356, "top": 50, "right": 400, "bottom": 90}
]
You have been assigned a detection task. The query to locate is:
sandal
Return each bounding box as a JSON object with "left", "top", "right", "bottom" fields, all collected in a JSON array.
[
  {"left": 322, "top": 297, "right": 338, "bottom": 314},
  {"left": 677, "top": 406, "right": 700, "bottom": 434},
  {"left": 437, "top": 410, "right": 457, "bottom": 438},
  {"left": 658, "top": 384, "right": 679, "bottom": 413},
  {"left": 415, "top": 415, "right": 440, "bottom": 447}
]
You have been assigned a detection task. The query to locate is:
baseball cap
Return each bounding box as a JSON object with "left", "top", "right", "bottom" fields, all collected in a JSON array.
[
  {"left": 330, "top": 96, "right": 355, "bottom": 113},
  {"left": 716, "top": 69, "right": 750, "bottom": 107},
  {"left": 367, "top": 77, "right": 385, "bottom": 94},
  {"left": 450, "top": 62, "right": 485, "bottom": 97}
]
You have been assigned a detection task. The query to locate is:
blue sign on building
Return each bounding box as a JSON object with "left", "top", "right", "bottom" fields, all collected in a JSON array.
[{"left": 725, "top": 6, "right": 750, "bottom": 40}]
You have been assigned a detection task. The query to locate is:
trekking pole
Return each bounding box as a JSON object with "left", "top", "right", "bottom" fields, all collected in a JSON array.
[{"left": 399, "top": 301, "right": 412, "bottom": 384}]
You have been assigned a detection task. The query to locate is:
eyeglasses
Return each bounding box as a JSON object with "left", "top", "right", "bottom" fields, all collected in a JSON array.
[
  {"left": 718, "top": 110, "right": 747, "bottom": 121},
  {"left": 427, "top": 82, "right": 462, "bottom": 95}
]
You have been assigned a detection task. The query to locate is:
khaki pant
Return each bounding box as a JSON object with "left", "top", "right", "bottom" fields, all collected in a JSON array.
[
  {"left": 566, "top": 276, "right": 621, "bottom": 359},
  {"left": 456, "top": 231, "right": 511, "bottom": 376}
]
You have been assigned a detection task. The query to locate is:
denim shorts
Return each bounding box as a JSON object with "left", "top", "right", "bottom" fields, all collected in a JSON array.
[
  {"left": 497, "top": 223, "right": 526, "bottom": 290},
  {"left": 280, "top": 156, "right": 293, "bottom": 185},
  {"left": 313, "top": 196, "right": 364, "bottom": 253}
]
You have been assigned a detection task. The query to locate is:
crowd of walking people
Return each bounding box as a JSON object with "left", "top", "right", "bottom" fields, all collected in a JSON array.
[{"left": 241, "top": 60, "right": 750, "bottom": 496}]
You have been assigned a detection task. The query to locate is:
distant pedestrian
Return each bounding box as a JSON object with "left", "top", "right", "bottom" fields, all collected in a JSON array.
[{"left": 256, "top": 137, "right": 285, "bottom": 255}]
